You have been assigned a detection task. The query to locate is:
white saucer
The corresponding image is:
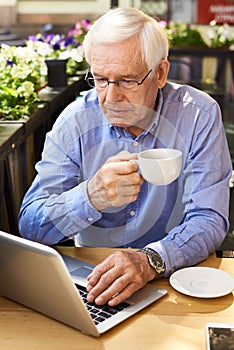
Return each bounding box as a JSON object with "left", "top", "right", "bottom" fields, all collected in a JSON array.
[{"left": 169, "top": 267, "right": 234, "bottom": 298}]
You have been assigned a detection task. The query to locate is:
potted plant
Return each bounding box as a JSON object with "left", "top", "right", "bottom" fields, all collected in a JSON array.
[
  {"left": 0, "top": 44, "right": 47, "bottom": 121},
  {"left": 207, "top": 20, "right": 234, "bottom": 48},
  {"left": 27, "top": 19, "right": 92, "bottom": 78},
  {"left": 202, "top": 21, "right": 234, "bottom": 84},
  {"left": 0, "top": 19, "right": 92, "bottom": 120},
  {"left": 160, "top": 20, "right": 208, "bottom": 48}
]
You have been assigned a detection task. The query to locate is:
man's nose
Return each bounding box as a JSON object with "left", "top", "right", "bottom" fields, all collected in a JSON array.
[{"left": 105, "top": 83, "right": 123, "bottom": 102}]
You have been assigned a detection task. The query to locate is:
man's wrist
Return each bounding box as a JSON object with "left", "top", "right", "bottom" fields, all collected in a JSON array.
[
  {"left": 87, "top": 177, "right": 107, "bottom": 211},
  {"left": 138, "top": 247, "right": 165, "bottom": 278}
]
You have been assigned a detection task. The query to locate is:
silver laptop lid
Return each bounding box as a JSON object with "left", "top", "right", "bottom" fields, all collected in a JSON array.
[{"left": 0, "top": 231, "right": 99, "bottom": 336}]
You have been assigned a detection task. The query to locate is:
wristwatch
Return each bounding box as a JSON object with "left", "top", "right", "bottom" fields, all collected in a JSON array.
[{"left": 139, "top": 247, "right": 165, "bottom": 278}]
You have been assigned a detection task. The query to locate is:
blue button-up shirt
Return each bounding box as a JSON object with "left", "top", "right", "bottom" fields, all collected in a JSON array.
[{"left": 18, "top": 82, "right": 232, "bottom": 276}]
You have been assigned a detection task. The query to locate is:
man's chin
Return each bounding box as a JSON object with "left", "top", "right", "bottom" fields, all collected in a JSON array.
[
  {"left": 105, "top": 113, "right": 134, "bottom": 128},
  {"left": 101, "top": 103, "right": 154, "bottom": 130}
]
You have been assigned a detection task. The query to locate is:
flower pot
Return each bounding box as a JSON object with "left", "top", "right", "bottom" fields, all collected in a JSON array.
[{"left": 45, "top": 59, "right": 68, "bottom": 88}]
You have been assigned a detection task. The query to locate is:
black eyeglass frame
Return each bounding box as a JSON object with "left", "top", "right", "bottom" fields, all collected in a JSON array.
[{"left": 85, "top": 68, "right": 153, "bottom": 91}]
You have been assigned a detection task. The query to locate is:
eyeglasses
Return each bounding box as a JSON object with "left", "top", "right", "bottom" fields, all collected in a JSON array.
[{"left": 85, "top": 68, "right": 153, "bottom": 92}]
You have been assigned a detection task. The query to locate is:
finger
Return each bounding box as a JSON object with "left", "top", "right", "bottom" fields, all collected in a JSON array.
[
  {"left": 106, "top": 152, "right": 138, "bottom": 164},
  {"left": 88, "top": 257, "right": 144, "bottom": 305},
  {"left": 106, "top": 160, "right": 139, "bottom": 175},
  {"left": 87, "top": 250, "right": 150, "bottom": 305},
  {"left": 88, "top": 172, "right": 141, "bottom": 210},
  {"left": 110, "top": 186, "right": 140, "bottom": 206},
  {"left": 87, "top": 258, "right": 122, "bottom": 292},
  {"left": 108, "top": 282, "right": 143, "bottom": 306},
  {"left": 87, "top": 264, "right": 111, "bottom": 287},
  {"left": 121, "top": 172, "right": 142, "bottom": 185},
  {"left": 92, "top": 273, "right": 145, "bottom": 306},
  {"left": 109, "top": 176, "right": 142, "bottom": 206},
  {"left": 115, "top": 177, "right": 141, "bottom": 192},
  {"left": 87, "top": 259, "right": 124, "bottom": 303},
  {"left": 87, "top": 271, "right": 120, "bottom": 303},
  {"left": 89, "top": 273, "right": 130, "bottom": 305}
]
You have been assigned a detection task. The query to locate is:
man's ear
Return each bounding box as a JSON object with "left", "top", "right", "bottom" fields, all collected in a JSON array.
[{"left": 156, "top": 59, "right": 170, "bottom": 88}]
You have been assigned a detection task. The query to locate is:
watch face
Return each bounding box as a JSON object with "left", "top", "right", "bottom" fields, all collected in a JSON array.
[
  {"left": 150, "top": 254, "right": 165, "bottom": 272},
  {"left": 142, "top": 248, "right": 165, "bottom": 275}
]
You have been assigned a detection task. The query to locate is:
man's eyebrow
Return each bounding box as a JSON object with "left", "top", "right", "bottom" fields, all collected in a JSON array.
[{"left": 92, "top": 72, "right": 104, "bottom": 77}]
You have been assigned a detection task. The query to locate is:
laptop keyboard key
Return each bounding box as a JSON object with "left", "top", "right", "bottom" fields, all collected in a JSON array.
[
  {"left": 95, "top": 316, "right": 105, "bottom": 323},
  {"left": 98, "top": 311, "right": 112, "bottom": 319},
  {"left": 75, "top": 283, "right": 130, "bottom": 325}
]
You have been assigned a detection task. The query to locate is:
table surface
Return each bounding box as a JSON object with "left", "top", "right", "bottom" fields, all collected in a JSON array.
[{"left": 0, "top": 247, "right": 233, "bottom": 350}]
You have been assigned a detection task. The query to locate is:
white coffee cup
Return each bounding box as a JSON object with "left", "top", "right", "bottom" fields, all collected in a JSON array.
[{"left": 136, "top": 148, "right": 182, "bottom": 186}]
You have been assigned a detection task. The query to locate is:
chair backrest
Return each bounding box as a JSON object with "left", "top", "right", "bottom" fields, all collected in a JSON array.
[
  {"left": 224, "top": 122, "right": 234, "bottom": 167},
  {"left": 168, "top": 58, "right": 193, "bottom": 84}
]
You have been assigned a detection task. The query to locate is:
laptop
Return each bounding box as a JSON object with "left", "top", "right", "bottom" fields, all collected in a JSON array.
[{"left": 0, "top": 231, "right": 167, "bottom": 337}]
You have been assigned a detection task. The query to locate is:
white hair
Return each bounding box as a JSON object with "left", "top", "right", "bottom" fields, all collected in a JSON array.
[{"left": 83, "top": 7, "right": 169, "bottom": 69}]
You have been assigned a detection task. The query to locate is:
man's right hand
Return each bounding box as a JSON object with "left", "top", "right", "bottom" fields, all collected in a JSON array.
[{"left": 87, "top": 151, "right": 143, "bottom": 211}]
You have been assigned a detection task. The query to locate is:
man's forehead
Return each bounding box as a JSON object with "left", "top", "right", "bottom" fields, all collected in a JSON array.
[
  {"left": 91, "top": 39, "right": 143, "bottom": 62},
  {"left": 90, "top": 45, "right": 145, "bottom": 76},
  {"left": 91, "top": 64, "right": 145, "bottom": 79}
]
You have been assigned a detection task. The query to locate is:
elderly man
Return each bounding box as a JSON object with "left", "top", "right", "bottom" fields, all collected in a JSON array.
[{"left": 18, "top": 8, "right": 232, "bottom": 307}]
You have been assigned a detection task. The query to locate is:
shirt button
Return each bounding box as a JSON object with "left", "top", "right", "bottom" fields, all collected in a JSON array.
[
  {"left": 133, "top": 141, "right": 139, "bottom": 146},
  {"left": 130, "top": 210, "right": 135, "bottom": 217},
  {"left": 87, "top": 217, "right": 94, "bottom": 222}
]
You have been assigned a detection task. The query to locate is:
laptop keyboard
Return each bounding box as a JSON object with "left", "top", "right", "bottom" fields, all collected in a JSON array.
[{"left": 75, "top": 283, "right": 130, "bottom": 325}]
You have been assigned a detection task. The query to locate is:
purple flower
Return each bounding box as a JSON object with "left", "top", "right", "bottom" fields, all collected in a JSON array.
[
  {"left": 53, "top": 43, "right": 61, "bottom": 51},
  {"left": 6, "top": 60, "right": 14, "bottom": 66},
  {"left": 28, "top": 35, "right": 38, "bottom": 42},
  {"left": 64, "top": 36, "right": 75, "bottom": 47},
  {"left": 27, "top": 19, "right": 92, "bottom": 55}
]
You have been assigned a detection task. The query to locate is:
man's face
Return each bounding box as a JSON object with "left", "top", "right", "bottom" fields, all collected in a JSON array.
[{"left": 90, "top": 38, "right": 167, "bottom": 136}]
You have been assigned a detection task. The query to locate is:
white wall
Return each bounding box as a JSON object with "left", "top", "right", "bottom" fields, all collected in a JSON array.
[
  {"left": 17, "top": 1, "right": 110, "bottom": 14},
  {"left": 0, "top": 0, "right": 16, "bottom": 4},
  {"left": 171, "top": 0, "right": 196, "bottom": 23}
]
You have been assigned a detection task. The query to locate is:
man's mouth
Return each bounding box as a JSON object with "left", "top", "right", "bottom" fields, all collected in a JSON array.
[
  {"left": 107, "top": 108, "right": 129, "bottom": 117},
  {"left": 101, "top": 102, "right": 155, "bottom": 130},
  {"left": 103, "top": 103, "right": 134, "bottom": 118}
]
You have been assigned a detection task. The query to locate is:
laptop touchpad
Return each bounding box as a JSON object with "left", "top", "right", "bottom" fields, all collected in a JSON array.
[{"left": 71, "top": 266, "right": 93, "bottom": 278}]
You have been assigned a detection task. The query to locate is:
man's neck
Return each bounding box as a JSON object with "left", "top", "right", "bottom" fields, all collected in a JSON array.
[{"left": 124, "top": 126, "right": 144, "bottom": 137}]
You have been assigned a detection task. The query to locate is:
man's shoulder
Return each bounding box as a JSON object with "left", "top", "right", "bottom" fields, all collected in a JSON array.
[
  {"left": 162, "top": 81, "right": 216, "bottom": 107},
  {"left": 70, "top": 88, "right": 99, "bottom": 112},
  {"left": 55, "top": 89, "right": 103, "bottom": 126}
]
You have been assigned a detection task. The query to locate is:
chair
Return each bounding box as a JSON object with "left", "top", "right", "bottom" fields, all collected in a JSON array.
[
  {"left": 168, "top": 56, "right": 226, "bottom": 112},
  {"left": 168, "top": 58, "right": 193, "bottom": 84},
  {"left": 224, "top": 122, "right": 234, "bottom": 166}
]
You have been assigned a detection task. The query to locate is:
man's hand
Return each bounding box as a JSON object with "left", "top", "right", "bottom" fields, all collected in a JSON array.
[
  {"left": 87, "top": 151, "right": 143, "bottom": 211},
  {"left": 86, "top": 250, "right": 157, "bottom": 306}
]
